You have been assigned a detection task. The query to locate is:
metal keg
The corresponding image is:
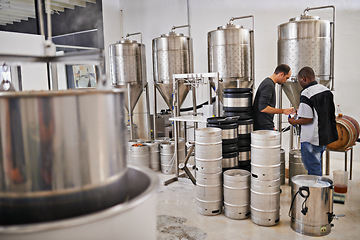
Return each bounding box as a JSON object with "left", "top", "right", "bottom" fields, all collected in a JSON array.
[
  {"left": 195, "top": 128, "right": 222, "bottom": 159},
  {"left": 223, "top": 169, "right": 250, "bottom": 220},
  {"left": 239, "top": 146, "right": 251, "bottom": 162},
  {"left": 222, "top": 152, "right": 239, "bottom": 169},
  {"left": 144, "top": 141, "right": 160, "bottom": 171},
  {"left": 278, "top": 7, "right": 335, "bottom": 108},
  {"left": 169, "top": 138, "right": 186, "bottom": 164},
  {"left": 207, "top": 117, "right": 238, "bottom": 144},
  {"left": 160, "top": 142, "right": 175, "bottom": 174},
  {"left": 290, "top": 175, "right": 334, "bottom": 236},
  {"left": 195, "top": 157, "right": 223, "bottom": 174},
  {"left": 289, "top": 149, "right": 307, "bottom": 185},
  {"left": 130, "top": 144, "right": 150, "bottom": 167},
  {"left": 251, "top": 177, "right": 281, "bottom": 226},
  {"left": 196, "top": 198, "right": 222, "bottom": 216},
  {"left": 208, "top": 17, "right": 254, "bottom": 101},
  {"left": 223, "top": 88, "right": 252, "bottom": 112},
  {"left": 280, "top": 149, "right": 285, "bottom": 185},
  {"left": 223, "top": 110, "right": 252, "bottom": 120},
  {"left": 238, "top": 119, "right": 253, "bottom": 139},
  {"left": 251, "top": 163, "right": 281, "bottom": 181},
  {"left": 127, "top": 139, "right": 143, "bottom": 163},
  {"left": 196, "top": 171, "right": 222, "bottom": 202}
]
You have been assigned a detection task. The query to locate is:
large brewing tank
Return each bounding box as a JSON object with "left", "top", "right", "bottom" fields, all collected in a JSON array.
[
  {"left": 109, "top": 36, "right": 146, "bottom": 112},
  {"left": 208, "top": 16, "right": 254, "bottom": 101},
  {"left": 278, "top": 6, "right": 335, "bottom": 108},
  {"left": 152, "top": 27, "right": 193, "bottom": 109}
]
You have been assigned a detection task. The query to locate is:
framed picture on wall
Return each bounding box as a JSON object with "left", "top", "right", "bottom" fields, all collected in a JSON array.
[{"left": 72, "top": 65, "right": 97, "bottom": 88}]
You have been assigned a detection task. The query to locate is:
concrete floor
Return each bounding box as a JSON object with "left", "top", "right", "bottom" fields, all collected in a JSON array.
[{"left": 155, "top": 156, "right": 360, "bottom": 240}]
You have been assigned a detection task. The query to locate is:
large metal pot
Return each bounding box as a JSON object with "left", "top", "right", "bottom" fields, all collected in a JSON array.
[
  {"left": 0, "top": 89, "right": 127, "bottom": 225},
  {"left": 0, "top": 166, "right": 159, "bottom": 240}
]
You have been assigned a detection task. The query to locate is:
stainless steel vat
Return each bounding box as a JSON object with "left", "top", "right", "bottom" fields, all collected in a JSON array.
[
  {"left": 223, "top": 169, "right": 250, "bottom": 220},
  {"left": 0, "top": 89, "right": 127, "bottom": 225},
  {"left": 109, "top": 39, "right": 146, "bottom": 112},
  {"left": 0, "top": 166, "right": 159, "bottom": 240},
  {"left": 290, "top": 175, "right": 334, "bottom": 236},
  {"left": 289, "top": 149, "right": 308, "bottom": 186},
  {"left": 278, "top": 8, "right": 334, "bottom": 108},
  {"left": 152, "top": 31, "right": 193, "bottom": 108},
  {"left": 208, "top": 17, "right": 254, "bottom": 101}
]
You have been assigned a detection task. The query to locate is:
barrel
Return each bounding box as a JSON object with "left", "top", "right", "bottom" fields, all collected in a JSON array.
[
  {"left": 144, "top": 141, "right": 160, "bottom": 171},
  {"left": 195, "top": 157, "right": 223, "bottom": 174},
  {"left": 250, "top": 177, "right": 281, "bottom": 226},
  {"left": 222, "top": 151, "right": 239, "bottom": 169},
  {"left": 207, "top": 117, "right": 238, "bottom": 144},
  {"left": 239, "top": 146, "right": 251, "bottom": 162},
  {"left": 130, "top": 144, "right": 150, "bottom": 167},
  {"left": 280, "top": 149, "right": 285, "bottom": 185},
  {"left": 223, "top": 88, "right": 253, "bottom": 112},
  {"left": 289, "top": 149, "right": 307, "bottom": 185},
  {"left": 196, "top": 171, "right": 222, "bottom": 216},
  {"left": 238, "top": 119, "right": 253, "bottom": 139},
  {"left": 169, "top": 137, "right": 186, "bottom": 164},
  {"left": 327, "top": 115, "right": 360, "bottom": 151},
  {"left": 160, "top": 142, "right": 175, "bottom": 174},
  {"left": 127, "top": 139, "right": 143, "bottom": 163},
  {"left": 290, "top": 175, "right": 334, "bottom": 236},
  {"left": 223, "top": 169, "right": 250, "bottom": 220},
  {"left": 195, "top": 128, "right": 222, "bottom": 159}
]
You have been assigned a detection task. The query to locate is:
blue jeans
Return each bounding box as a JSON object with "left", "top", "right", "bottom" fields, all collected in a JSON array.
[{"left": 301, "top": 142, "right": 326, "bottom": 176}]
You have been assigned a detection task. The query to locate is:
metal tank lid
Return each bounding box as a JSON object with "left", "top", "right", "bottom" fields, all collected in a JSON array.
[
  {"left": 160, "top": 31, "right": 185, "bottom": 37},
  {"left": 116, "top": 38, "right": 138, "bottom": 44},
  {"left": 217, "top": 23, "right": 244, "bottom": 30},
  {"left": 289, "top": 14, "right": 320, "bottom": 22}
]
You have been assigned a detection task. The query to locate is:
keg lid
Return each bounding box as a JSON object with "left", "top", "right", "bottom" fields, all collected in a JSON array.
[
  {"left": 223, "top": 88, "right": 252, "bottom": 94},
  {"left": 223, "top": 111, "right": 252, "bottom": 120},
  {"left": 291, "top": 175, "right": 333, "bottom": 187},
  {"left": 223, "top": 151, "right": 239, "bottom": 158},
  {"left": 207, "top": 116, "right": 239, "bottom": 124},
  {"left": 238, "top": 118, "right": 253, "bottom": 125}
]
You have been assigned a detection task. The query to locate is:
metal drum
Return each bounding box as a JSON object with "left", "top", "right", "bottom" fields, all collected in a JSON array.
[
  {"left": 223, "top": 169, "right": 250, "bottom": 220},
  {"left": 238, "top": 118, "right": 253, "bottom": 139},
  {"left": 109, "top": 39, "right": 146, "bottom": 112},
  {"left": 130, "top": 144, "right": 150, "bottom": 167},
  {"left": 196, "top": 171, "right": 222, "bottom": 216},
  {"left": 195, "top": 128, "right": 222, "bottom": 159},
  {"left": 127, "top": 139, "right": 143, "bottom": 163},
  {"left": 289, "top": 149, "right": 307, "bottom": 185},
  {"left": 222, "top": 152, "right": 239, "bottom": 169},
  {"left": 207, "top": 117, "right": 238, "bottom": 144},
  {"left": 280, "top": 149, "right": 285, "bottom": 185},
  {"left": 278, "top": 9, "right": 334, "bottom": 108},
  {"left": 290, "top": 175, "right": 334, "bottom": 236},
  {"left": 251, "top": 177, "right": 281, "bottom": 226},
  {"left": 160, "top": 142, "right": 175, "bottom": 174},
  {"left": 144, "top": 141, "right": 160, "bottom": 171},
  {"left": 195, "top": 158, "right": 223, "bottom": 174},
  {"left": 0, "top": 89, "right": 128, "bottom": 225},
  {"left": 223, "top": 88, "right": 252, "bottom": 112},
  {"left": 239, "top": 146, "right": 251, "bottom": 162},
  {"left": 208, "top": 18, "right": 254, "bottom": 101},
  {"left": 152, "top": 31, "right": 193, "bottom": 108},
  {"left": 0, "top": 166, "right": 159, "bottom": 240},
  {"left": 169, "top": 138, "right": 186, "bottom": 164}
]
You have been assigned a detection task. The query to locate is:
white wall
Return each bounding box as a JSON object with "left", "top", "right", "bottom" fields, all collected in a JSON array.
[
  {"left": 0, "top": 31, "right": 48, "bottom": 90},
  {"left": 121, "top": 0, "right": 360, "bottom": 157}
]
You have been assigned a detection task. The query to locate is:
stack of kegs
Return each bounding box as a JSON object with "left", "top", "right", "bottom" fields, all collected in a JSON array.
[
  {"left": 195, "top": 128, "right": 223, "bottom": 215},
  {"left": 222, "top": 88, "right": 253, "bottom": 171},
  {"left": 250, "top": 130, "right": 281, "bottom": 226},
  {"left": 207, "top": 117, "right": 239, "bottom": 171},
  {"left": 223, "top": 169, "right": 251, "bottom": 220}
]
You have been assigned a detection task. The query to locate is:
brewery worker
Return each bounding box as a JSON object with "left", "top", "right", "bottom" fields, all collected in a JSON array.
[
  {"left": 288, "top": 66, "right": 338, "bottom": 176},
  {"left": 253, "top": 64, "right": 294, "bottom": 130}
]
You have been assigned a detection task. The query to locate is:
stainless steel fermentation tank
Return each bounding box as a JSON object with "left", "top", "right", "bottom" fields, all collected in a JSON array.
[
  {"left": 278, "top": 6, "right": 335, "bottom": 109},
  {"left": 152, "top": 25, "right": 193, "bottom": 110},
  {"left": 208, "top": 16, "right": 254, "bottom": 101},
  {"left": 109, "top": 32, "right": 151, "bottom": 139}
]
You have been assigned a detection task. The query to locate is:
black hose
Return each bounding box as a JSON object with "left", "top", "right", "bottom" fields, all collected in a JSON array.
[{"left": 164, "top": 97, "right": 217, "bottom": 112}]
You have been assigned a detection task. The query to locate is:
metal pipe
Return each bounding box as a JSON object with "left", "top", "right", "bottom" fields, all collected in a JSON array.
[
  {"left": 171, "top": 24, "right": 191, "bottom": 33},
  {"left": 126, "top": 32, "right": 143, "bottom": 44},
  {"left": 145, "top": 83, "right": 152, "bottom": 140},
  {"left": 186, "top": 0, "right": 191, "bottom": 37},
  {"left": 46, "top": 0, "right": 52, "bottom": 39},
  {"left": 304, "top": 5, "right": 335, "bottom": 90},
  {"left": 250, "top": 26, "right": 255, "bottom": 90},
  {"left": 229, "top": 15, "right": 254, "bottom": 31},
  {"left": 36, "top": 0, "right": 45, "bottom": 37},
  {"left": 278, "top": 84, "right": 283, "bottom": 142},
  {"left": 127, "top": 82, "right": 134, "bottom": 140},
  {"left": 153, "top": 84, "right": 157, "bottom": 139}
]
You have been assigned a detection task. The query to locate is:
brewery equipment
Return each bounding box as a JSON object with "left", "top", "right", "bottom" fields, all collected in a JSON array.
[
  {"left": 109, "top": 32, "right": 151, "bottom": 139},
  {"left": 278, "top": 5, "right": 335, "bottom": 109},
  {"left": 208, "top": 16, "right": 254, "bottom": 101}
]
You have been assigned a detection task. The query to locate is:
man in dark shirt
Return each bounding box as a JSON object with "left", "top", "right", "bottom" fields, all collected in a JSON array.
[{"left": 253, "top": 64, "right": 294, "bottom": 130}]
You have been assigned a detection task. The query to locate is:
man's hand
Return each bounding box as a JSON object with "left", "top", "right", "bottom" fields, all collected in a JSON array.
[
  {"left": 288, "top": 117, "right": 297, "bottom": 125},
  {"left": 283, "top": 107, "right": 295, "bottom": 115}
]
